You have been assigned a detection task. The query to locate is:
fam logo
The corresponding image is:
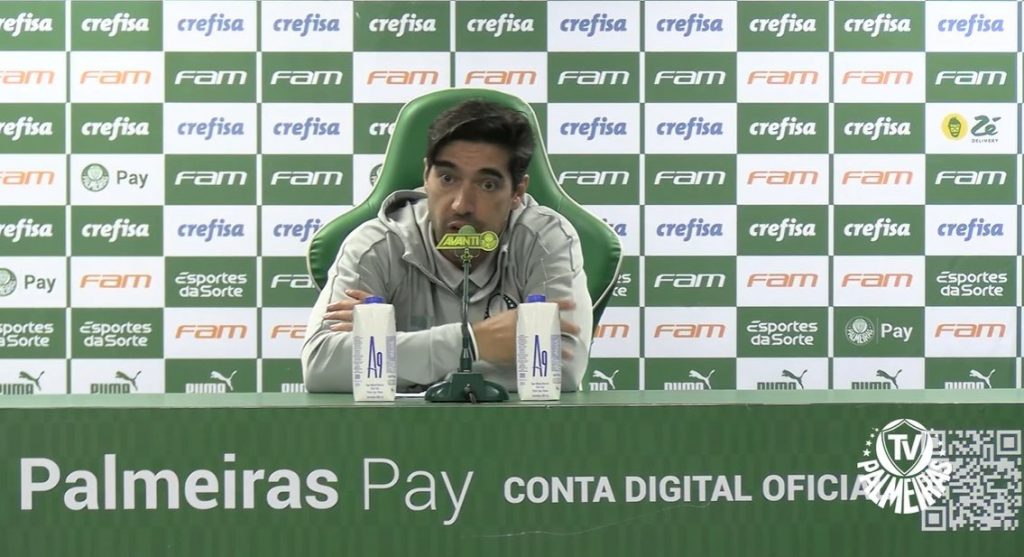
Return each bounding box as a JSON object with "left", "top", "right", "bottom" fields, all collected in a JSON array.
[
  {"left": 270, "top": 70, "right": 342, "bottom": 86},
  {"left": 843, "top": 13, "right": 912, "bottom": 37},
  {"left": 0, "top": 370, "right": 44, "bottom": 394},
  {"left": 90, "top": 370, "right": 141, "bottom": 394},
  {"left": 560, "top": 13, "right": 628, "bottom": 37},
  {"left": 79, "top": 69, "right": 151, "bottom": 85},
  {"left": 747, "top": 70, "right": 818, "bottom": 85},
  {"left": 841, "top": 272, "right": 912, "bottom": 289},
  {"left": 654, "top": 169, "right": 726, "bottom": 186},
  {"left": 81, "top": 273, "right": 152, "bottom": 290},
  {"left": 0, "top": 168, "right": 55, "bottom": 187},
  {"left": 941, "top": 113, "right": 999, "bottom": 143},
  {"left": 655, "top": 13, "right": 724, "bottom": 36},
  {"left": 368, "top": 13, "right": 434, "bottom": 37},
  {"left": 0, "top": 116, "right": 54, "bottom": 141},
  {"left": 175, "top": 69, "right": 247, "bottom": 86},
  {"left": 747, "top": 169, "right": 818, "bottom": 185},
  {"left": 845, "top": 316, "right": 913, "bottom": 345},
  {"left": 176, "top": 218, "right": 244, "bottom": 242},
  {"left": 273, "top": 13, "right": 341, "bottom": 36},
  {"left": 558, "top": 170, "right": 628, "bottom": 187},
  {"left": 270, "top": 324, "right": 306, "bottom": 339},
  {"left": 366, "top": 70, "right": 439, "bottom": 85},
  {"left": 175, "top": 169, "right": 248, "bottom": 187},
  {"left": 748, "top": 14, "right": 817, "bottom": 37},
  {"left": 933, "top": 322, "right": 1006, "bottom": 338},
  {"left": 934, "top": 70, "right": 1006, "bottom": 86},
  {"left": 464, "top": 70, "right": 536, "bottom": 86},
  {"left": 466, "top": 13, "right": 534, "bottom": 37},
  {"left": 0, "top": 12, "right": 54, "bottom": 36},
  {"left": 936, "top": 217, "right": 1002, "bottom": 241},
  {"left": 856, "top": 419, "right": 951, "bottom": 514},
  {"left": 176, "top": 13, "right": 245, "bottom": 36},
  {"left": 557, "top": 70, "right": 629, "bottom": 86},
  {"left": 0, "top": 69, "right": 55, "bottom": 85},
  {"left": 653, "top": 70, "right": 726, "bottom": 86},
  {"left": 655, "top": 117, "right": 724, "bottom": 140},
  {"left": 80, "top": 12, "right": 150, "bottom": 37},
  {"left": 841, "top": 170, "right": 912, "bottom": 186},
  {"left": 937, "top": 14, "right": 1004, "bottom": 37},
  {"left": 841, "top": 70, "right": 913, "bottom": 86}
]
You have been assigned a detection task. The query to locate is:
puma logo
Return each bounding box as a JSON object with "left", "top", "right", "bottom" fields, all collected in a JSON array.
[
  {"left": 593, "top": 369, "right": 620, "bottom": 390},
  {"left": 781, "top": 369, "right": 807, "bottom": 389},
  {"left": 688, "top": 369, "right": 715, "bottom": 390},
  {"left": 876, "top": 369, "right": 902, "bottom": 389},
  {"left": 115, "top": 370, "right": 142, "bottom": 391},
  {"left": 211, "top": 370, "right": 238, "bottom": 392},
  {"left": 968, "top": 368, "right": 996, "bottom": 389},
  {"left": 18, "top": 370, "right": 43, "bottom": 391}
]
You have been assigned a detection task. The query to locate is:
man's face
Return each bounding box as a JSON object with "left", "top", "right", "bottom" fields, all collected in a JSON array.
[{"left": 424, "top": 140, "right": 527, "bottom": 266}]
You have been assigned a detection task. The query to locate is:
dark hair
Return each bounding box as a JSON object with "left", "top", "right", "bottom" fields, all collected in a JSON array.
[{"left": 425, "top": 99, "right": 534, "bottom": 187}]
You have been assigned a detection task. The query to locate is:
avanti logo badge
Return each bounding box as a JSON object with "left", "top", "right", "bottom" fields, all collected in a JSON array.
[{"left": 856, "top": 419, "right": 951, "bottom": 514}]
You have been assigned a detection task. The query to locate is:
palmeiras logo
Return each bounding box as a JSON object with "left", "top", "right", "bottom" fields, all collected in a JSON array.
[
  {"left": 0, "top": 267, "right": 16, "bottom": 296},
  {"left": 845, "top": 316, "right": 874, "bottom": 345},
  {"left": 81, "top": 163, "right": 110, "bottom": 192},
  {"left": 856, "top": 419, "right": 952, "bottom": 514}
]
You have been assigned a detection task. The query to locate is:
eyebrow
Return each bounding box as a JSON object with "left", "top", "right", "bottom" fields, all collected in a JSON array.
[{"left": 434, "top": 160, "right": 506, "bottom": 180}]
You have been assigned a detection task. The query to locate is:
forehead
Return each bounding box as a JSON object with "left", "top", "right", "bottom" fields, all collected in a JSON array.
[{"left": 433, "top": 141, "right": 511, "bottom": 173}]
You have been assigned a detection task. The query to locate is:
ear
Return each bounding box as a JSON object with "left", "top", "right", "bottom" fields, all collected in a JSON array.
[
  {"left": 422, "top": 157, "right": 429, "bottom": 183},
  {"left": 513, "top": 174, "right": 529, "bottom": 208}
]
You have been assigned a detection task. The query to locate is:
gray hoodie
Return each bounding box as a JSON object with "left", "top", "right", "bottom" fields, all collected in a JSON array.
[{"left": 302, "top": 188, "right": 593, "bottom": 393}]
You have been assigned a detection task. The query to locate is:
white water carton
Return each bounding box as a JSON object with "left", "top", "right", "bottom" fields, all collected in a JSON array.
[
  {"left": 351, "top": 296, "right": 397, "bottom": 402},
  {"left": 516, "top": 294, "right": 562, "bottom": 401}
]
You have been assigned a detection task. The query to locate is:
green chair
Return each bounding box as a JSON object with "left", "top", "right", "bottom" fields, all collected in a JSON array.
[{"left": 306, "top": 88, "right": 623, "bottom": 327}]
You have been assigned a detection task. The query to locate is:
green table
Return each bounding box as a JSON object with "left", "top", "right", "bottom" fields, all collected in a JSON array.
[{"left": 2, "top": 391, "right": 1021, "bottom": 556}]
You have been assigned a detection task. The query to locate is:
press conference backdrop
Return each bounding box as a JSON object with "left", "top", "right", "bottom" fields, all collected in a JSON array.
[{"left": 0, "top": 0, "right": 1022, "bottom": 395}]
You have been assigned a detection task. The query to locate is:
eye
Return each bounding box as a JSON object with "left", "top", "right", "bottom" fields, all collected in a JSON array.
[
  {"left": 480, "top": 179, "right": 499, "bottom": 191},
  {"left": 439, "top": 173, "right": 456, "bottom": 184}
]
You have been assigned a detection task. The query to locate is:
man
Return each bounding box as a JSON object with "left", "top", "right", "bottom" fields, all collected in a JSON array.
[{"left": 302, "top": 99, "right": 592, "bottom": 393}]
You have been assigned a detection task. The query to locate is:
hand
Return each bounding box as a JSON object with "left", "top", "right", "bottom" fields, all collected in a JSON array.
[
  {"left": 324, "top": 289, "right": 372, "bottom": 332},
  {"left": 472, "top": 299, "right": 580, "bottom": 364}
]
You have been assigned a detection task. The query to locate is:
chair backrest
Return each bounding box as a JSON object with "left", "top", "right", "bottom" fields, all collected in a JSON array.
[{"left": 307, "top": 88, "right": 622, "bottom": 325}]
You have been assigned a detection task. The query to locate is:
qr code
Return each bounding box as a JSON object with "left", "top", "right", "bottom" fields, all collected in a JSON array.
[{"left": 921, "top": 430, "right": 1022, "bottom": 532}]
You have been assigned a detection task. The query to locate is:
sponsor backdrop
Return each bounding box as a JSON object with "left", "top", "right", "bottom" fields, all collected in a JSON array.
[{"left": 0, "top": 1, "right": 1022, "bottom": 394}]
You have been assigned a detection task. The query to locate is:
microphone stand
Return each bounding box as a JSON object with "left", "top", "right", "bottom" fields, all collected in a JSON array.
[{"left": 425, "top": 247, "right": 509, "bottom": 403}]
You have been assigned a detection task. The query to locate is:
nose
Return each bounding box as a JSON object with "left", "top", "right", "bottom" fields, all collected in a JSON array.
[{"left": 450, "top": 183, "right": 476, "bottom": 215}]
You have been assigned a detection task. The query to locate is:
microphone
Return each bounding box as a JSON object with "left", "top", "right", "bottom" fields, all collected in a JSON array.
[{"left": 425, "top": 225, "right": 508, "bottom": 403}]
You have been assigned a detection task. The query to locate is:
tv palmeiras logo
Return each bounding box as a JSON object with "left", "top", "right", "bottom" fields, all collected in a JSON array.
[{"left": 856, "top": 419, "right": 952, "bottom": 514}]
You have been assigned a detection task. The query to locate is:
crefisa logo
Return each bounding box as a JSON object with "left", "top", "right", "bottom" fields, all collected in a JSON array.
[{"left": 856, "top": 419, "right": 952, "bottom": 514}]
